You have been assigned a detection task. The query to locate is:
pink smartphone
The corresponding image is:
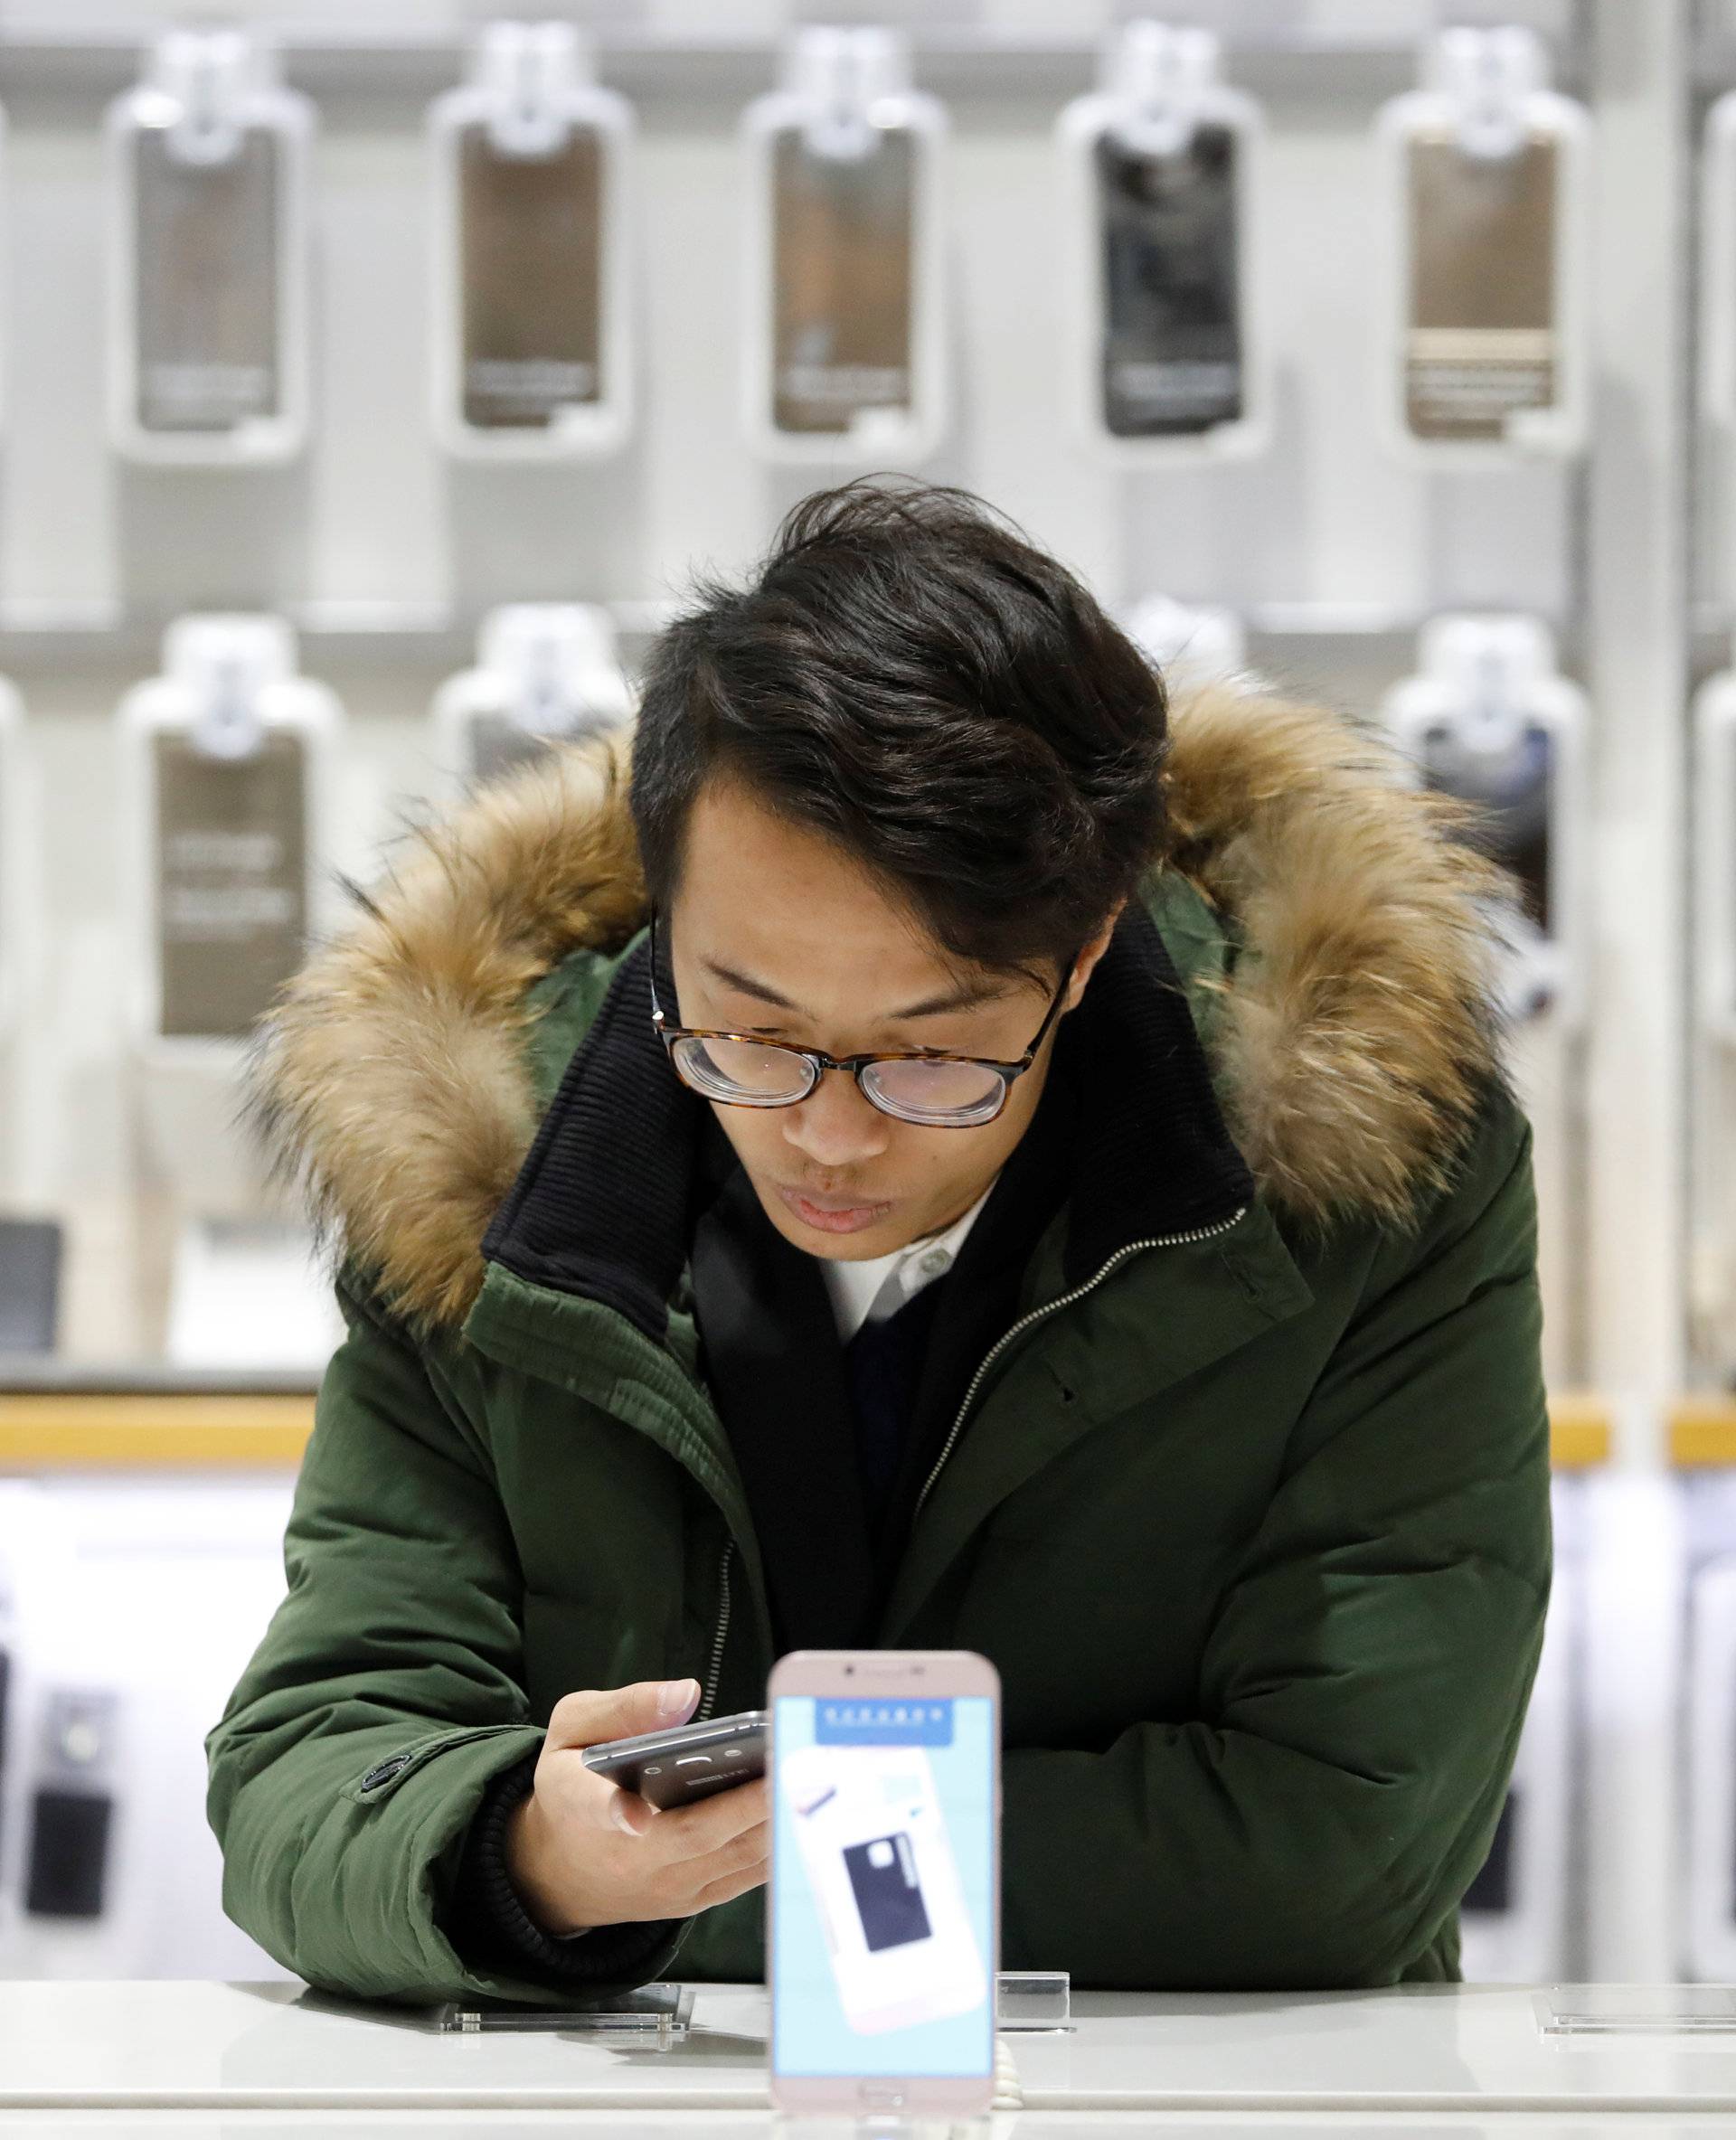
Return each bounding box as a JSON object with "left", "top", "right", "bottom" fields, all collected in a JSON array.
[{"left": 768, "top": 1648, "right": 1000, "bottom": 2119}]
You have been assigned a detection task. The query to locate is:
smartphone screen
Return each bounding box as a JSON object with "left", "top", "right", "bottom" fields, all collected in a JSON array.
[
  {"left": 154, "top": 729, "right": 308, "bottom": 1039},
  {"left": 1404, "top": 128, "right": 1558, "bottom": 442},
  {"left": 1097, "top": 122, "right": 1242, "bottom": 437},
  {"left": 769, "top": 125, "right": 914, "bottom": 437},
  {"left": 1415, "top": 717, "right": 1554, "bottom": 938},
  {"left": 133, "top": 125, "right": 284, "bottom": 438},
  {"left": 458, "top": 120, "right": 605, "bottom": 431},
  {"left": 771, "top": 1689, "right": 995, "bottom": 2086}
]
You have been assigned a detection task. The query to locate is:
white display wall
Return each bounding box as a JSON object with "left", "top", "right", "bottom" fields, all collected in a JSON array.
[{"left": 0, "top": 0, "right": 1622, "bottom": 1371}]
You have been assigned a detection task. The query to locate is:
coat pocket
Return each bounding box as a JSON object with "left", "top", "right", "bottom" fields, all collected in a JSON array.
[{"left": 338, "top": 1722, "right": 533, "bottom": 1806}]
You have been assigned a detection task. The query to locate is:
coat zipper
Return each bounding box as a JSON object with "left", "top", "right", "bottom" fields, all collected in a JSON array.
[
  {"left": 695, "top": 1539, "right": 734, "bottom": 1722},
  {"left": 911, "top": 1206, "right": 1250, "bottom": 1524},
  {"left": 693, "top": 1205, "right": 1247, "bottom": 1708}
]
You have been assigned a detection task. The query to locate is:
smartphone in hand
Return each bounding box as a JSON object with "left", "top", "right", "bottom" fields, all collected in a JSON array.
[{"left": 581, "top": 1707, "right": 768, "bottom": 1809}]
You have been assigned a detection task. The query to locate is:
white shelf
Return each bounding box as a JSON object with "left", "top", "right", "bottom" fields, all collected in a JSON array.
[
  {"left": 0, "top": 12, "right": 1591, "bottom": 106},
  {"left": 0, "top": 600, "right": 1591, "bottom": 685}
]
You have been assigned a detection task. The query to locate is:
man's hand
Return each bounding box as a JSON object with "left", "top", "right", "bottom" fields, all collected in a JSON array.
[{"left": 504, "top": 1679, "right": 769, "bottom": 1935}]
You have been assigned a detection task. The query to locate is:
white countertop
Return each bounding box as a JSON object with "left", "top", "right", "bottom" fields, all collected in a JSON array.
[
  {"left": 10, "top": 2125, "right": 1736, "bottom": 2140},
  {"left": 5, "top": 1981, "right": 1736, "bottom": 2116}
]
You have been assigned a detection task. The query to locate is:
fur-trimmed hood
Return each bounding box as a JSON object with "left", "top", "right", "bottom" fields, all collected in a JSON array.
[{"left": 254, "top": 683, "right": 1513, "bottom": 1332}]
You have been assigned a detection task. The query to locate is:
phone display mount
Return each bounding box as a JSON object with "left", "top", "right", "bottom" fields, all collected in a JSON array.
[{"left": 431, "top": 1969, "right": 1071, "bottom": 2041}]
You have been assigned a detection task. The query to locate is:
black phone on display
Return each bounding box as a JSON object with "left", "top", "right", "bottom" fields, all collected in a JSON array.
[{"left": 581, "top": 1707, "right": 768, "bottom": 1809}]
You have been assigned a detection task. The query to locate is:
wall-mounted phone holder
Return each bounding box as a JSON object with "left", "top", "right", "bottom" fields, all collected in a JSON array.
[
  {"left": 1426, "top": 25, "right": 1549, "bottom": 162},
  {"left": 433, "top": 602, "right": 633, "bottom": 791},
  {"left": 105, "top": 27, "right": 314, "bottom": 466},
  {"left": 118, "top": 614, "right": 341, "bottom": 1062},
  {"left": 1382, "top": 613, "right": 1588, "bottom": 1030},
  {"left": 167, "top": 612, "right": 294, "bottom": 765},
  {"left": 476, "top": 21, "right": 585, "bottom": 161},
  {"left": 1098, "top": 23, "right": 1224, "bottom": 160},
  {"left": 786, "top": 24, "right": 909, "bottom": 165},
  {"left": 151, "top": 27, "right": 259, "bottom": 170},
  {"left": 429, "top": 21, "right": 635, "bottom": 459},
  {"left": 741, "top": 26, "right": 948, "bottom": 466},
  {"left": 1056, "top": 23, "right": 1267, "bottom": 465},
  {"left": 1374, "top": 27, "right": 1590, "bottom": 464},
  {"left": 1121, "top": 595, "right": 1249, "bottom": 694}
]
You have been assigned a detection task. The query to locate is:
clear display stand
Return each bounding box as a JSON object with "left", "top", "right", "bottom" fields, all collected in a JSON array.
[
  {"left": 1535, "top": 1985, "right": 1736, "bottom": 2036},
  {"left": 430, "top": 1969, "right": 1070, "bottom": 2042},
  {"left": 995, "top": 1971, "right": 1071, "bottom": 2031},
  {"left": 434, "top": 1982, "right": 695, "bottom": 2041}
]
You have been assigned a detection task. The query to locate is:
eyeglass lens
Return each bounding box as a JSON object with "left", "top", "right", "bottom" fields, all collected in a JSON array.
[{"left": 669, "top": 1034, "right": 1006, "bottom": 1125}]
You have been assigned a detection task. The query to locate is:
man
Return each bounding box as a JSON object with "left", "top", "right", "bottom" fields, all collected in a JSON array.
[{"left": 208, "top": 479, "right": 1549, "bottom": 2005}]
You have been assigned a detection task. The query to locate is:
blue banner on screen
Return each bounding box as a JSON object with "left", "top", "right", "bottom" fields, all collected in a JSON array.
[
  {"left": 772, "top": 1692, "right": 995, "bottom": 2080},
  {"left": 814, "top": 1698, "right": 956, "bottom": 1747}
]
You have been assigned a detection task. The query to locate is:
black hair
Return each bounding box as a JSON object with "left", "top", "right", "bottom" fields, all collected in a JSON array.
[{"left": 628, "top": 476, "right": 1169, "bottom": 986}]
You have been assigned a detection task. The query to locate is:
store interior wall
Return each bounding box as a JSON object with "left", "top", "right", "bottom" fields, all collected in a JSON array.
[{"left": 1, "top": 0, "right": 1730, "bottom": 1988}]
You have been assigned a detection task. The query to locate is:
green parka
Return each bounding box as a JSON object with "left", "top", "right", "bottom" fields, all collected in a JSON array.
[{"left": 206, "top": 682, "right": 1550, "bottom": 2007}]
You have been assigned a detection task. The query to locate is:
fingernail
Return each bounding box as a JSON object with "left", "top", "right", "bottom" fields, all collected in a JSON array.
[
  {"left": 656, "top": 1677, "right": 700, "bottom": 1721},
  {"left": 611, "top": 1797, "right": 644, "bottom": 1837}
]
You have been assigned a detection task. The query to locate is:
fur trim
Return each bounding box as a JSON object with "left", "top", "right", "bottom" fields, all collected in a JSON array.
[
  {"left": 253, "top": 687, "right": 1512, "bottom": 1330},
  {"left": 1162, "top": 682, "right": 1509, "bottom": 1233},
  {"left": 252, "top": 730, "right": 645, "bottom": 1333}
]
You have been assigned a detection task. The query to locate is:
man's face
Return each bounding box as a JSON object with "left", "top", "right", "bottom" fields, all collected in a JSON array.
[{"left": 665, "top": 777, "right": 1112, "bottom": 1261}]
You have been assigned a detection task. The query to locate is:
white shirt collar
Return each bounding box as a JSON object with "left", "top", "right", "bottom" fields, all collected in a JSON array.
[{"left": 818, "top": 1176, "right": 1000, "bottom": 1344}]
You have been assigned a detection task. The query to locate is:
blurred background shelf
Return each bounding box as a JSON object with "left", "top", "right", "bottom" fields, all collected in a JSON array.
[
  {"left": 1671, "top": 1396, "right": 1736, "bottom": 1466},
  {"left": 1551, "top": 1394, "right": 1614, "bottom": 1470},
  {"left": 0, "top": 7, "right": 1591, "bottom": 108},
  {"left": 0, "top": 599, "right": 1590, "bottom": 684},
  {"left": 0, "top": 1388, "right": 316, "bottom": 1467},
  {"left": 0, "top": 1381, "right": 1612, "bottom": 1472}
]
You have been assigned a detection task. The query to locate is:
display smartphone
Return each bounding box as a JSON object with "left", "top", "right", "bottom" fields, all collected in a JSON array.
[
  {"left": 107, "top": 29, "right": 314, "bottom": 464},
  {"left": 769, "top": 1649, "right": 999, "bottom": 2119},
  {"left": 741, "top": 27, "right": 947, "bottom": 464},
  {"left": 1414, "top": 716, "right": 1553, "bottom": 939},
  {"left": 1373, "top": 32, "right": 1591, "bottom": 462},
  {"left": 1403, "top": 127, "right": 1560, "bottom": 445},
  {"left": 581, "top": 1709, "right": 766, "bottom": 1810},
  {"left": 427, "top": 23, "right": 634, "bottom": 458},
  {"left": 1097, "top": 123, "right": 1242, "bottom": 438}
]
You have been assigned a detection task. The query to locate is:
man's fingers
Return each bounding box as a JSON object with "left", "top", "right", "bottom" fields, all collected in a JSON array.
[
  {"left": 543, "top": 1677, "right": 701, "bottom": 1754},
  {"left": 691, "top": 1852, "right": 771, "bottom": 1914},
  {"left": 649, "top": 1777, "right": 769, "bottom": 1862},
  {"left": 536, "top": 1752, "right": 656, "bottom": 1838},
  {"left": 604, "top": 1784, "right": 659, "bottom": 1839},
  {"left": 706, "top": 1816, "right": 769, "bottom": 1880}
]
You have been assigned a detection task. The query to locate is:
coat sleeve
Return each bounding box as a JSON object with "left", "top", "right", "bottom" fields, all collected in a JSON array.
[
  {"left": 998, "top": 1090, "right": 1552, "bottom": 1989},
  {"left": 204, "top": 1281, "right": 689, "bottom": 2005}
]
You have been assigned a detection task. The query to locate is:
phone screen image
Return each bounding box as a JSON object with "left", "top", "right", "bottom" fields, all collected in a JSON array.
[
  {"left": 771, "top": 1692, "right": 994, "bottom": 2080},
  {"left": 769, "top": 126, "right": 914, "bottom": 437},
  {"left": 1417, "top": 717, "right": 1554, "bottom": 938},
  {"left": 1404, "top": 130, "right": 1558, "bottom": 441},
  {"left": 1097, "top": 123, "right": 1242, "bottom": 437}
]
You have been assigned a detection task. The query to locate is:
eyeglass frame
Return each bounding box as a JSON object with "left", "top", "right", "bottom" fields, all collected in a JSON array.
[{"left": 646, "top": 909, "right": 1077, "bottom": 1127}]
